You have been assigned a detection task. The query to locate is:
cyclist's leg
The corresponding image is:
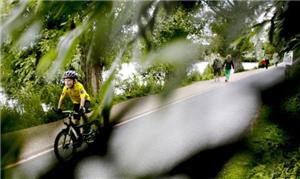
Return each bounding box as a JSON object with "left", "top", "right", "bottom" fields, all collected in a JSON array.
[
  {"left": 82, "top": 100, "right": 90, "bottom": 123},
  {"left": 82, "top": 101, "right": 92, "bottom": 134},
  {"left": 73, "top": 103, "right": 80, "bottom": 119},
  {"left": 84, "top": 100, "right": 90, "bottom": 109},
  {"left": 73, "top": 103, "right": 81, "bottom": 128}
]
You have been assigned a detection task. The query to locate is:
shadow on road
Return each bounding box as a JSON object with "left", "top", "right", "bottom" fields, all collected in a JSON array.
[{"left": 166, "top": 141, "right": 245, "bottom": 179}]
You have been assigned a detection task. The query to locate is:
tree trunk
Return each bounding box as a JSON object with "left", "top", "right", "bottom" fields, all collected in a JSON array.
[
  {"left": 89, "top": 61, "right": 103, "bottom": 96},
  {"left": 233, "top": 55, "right": 244, "bottom": 72},
  {"left": 80, "top": 45, "right": 103, "bottom": 97}
]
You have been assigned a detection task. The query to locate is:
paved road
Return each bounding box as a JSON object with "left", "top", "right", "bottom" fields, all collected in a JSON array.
[
  {"left": 104, "top": 66, "right": 285, "bottom": 178},
  {"left": 2, "top": 66, "right": 285, "bottom": 179}
]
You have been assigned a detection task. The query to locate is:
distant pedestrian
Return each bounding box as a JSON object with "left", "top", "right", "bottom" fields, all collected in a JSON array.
[
  {"left": 265, "top": 58, "right": 269, "bottom": 69},
  {"left": 273, "top": 53, "right": 279, "bottom": 67},
  {"left": 261, "top": 58, "right": 266, "bottom": 68},
  {"left": 223, "top": 55, "right": 234, "bottom": 82},
  {"left": 212, "top": 57, "right": 222, "bottom": 82}
]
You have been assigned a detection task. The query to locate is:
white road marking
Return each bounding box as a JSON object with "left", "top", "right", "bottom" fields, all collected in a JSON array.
[
  {"left": 3, "top": 148, "right": 54, "bottom": 170},
  {"left": 114, "top": 90, "right": 212, "bottom": 127},
  {"left": 3, "top": 85, "right": 218, "bottom": 170}
]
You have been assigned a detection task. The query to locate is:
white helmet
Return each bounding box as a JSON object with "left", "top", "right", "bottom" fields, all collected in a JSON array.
[{"left": 63, "top": 70, "right": 77, "bottom": 79}]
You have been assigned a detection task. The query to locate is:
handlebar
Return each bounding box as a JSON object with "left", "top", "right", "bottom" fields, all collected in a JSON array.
[
  {"left": 61, "top": 110, "right": 79, "bottom": 115},
  {"left": 53, "top": 108, "right": 91, "bottom": 115},
  {"left": 52, "top": 108, "right": 79, "bottom": 115}
]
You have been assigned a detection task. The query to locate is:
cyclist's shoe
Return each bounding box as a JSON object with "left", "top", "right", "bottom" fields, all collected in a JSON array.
[
  {"left": 86, "top": 137, "right": 95, "bottom": 143},
  {"left": 72, "top": 141, "right": 82, "bottom": 148},
  {"left": 83, "top": 127, "right": 92, "bottom": 136}
]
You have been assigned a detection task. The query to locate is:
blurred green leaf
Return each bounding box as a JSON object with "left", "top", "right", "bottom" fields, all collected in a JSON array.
[{"left": 36, "top": 49, "right": 57, "bottom": 75}]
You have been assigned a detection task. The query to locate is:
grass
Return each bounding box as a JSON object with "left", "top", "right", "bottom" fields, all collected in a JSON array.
[
  {"left": 218, "top": 151, "right": 254, "bottom": 179},
  {"left": 217, "top": 105, "right": 300, "bottom": 179}
]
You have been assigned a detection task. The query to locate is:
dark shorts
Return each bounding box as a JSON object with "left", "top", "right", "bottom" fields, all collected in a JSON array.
[
  {"left": 214, "top": 68, "right": 222, "bottom": 76},
  {"left": 73, "top": 100, "right": 90, "bottom": 120}
]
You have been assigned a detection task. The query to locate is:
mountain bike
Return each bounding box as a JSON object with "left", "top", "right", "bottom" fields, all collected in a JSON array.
[{"left": 54, "top": 110, "right": 101, "bottom": 162}]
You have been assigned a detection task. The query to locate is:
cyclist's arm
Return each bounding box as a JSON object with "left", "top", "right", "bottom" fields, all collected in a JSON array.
[
  {"left": 58, "top": 88, "right": 67, "bottom": 109},
  {"left": 79, "top": 89, "right": 86, "bottom": 108},
  {"left": 78, "top": 84, "right": 88, "bottom": 109},
  {"left": 80, "top": 97, "right": 85, "bottom": 109},
  {"left": 58, "top": 95, "right": 64, "bottom": 109}
]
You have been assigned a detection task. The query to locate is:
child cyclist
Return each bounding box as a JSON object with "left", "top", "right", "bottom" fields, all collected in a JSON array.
[{"left": 57, "top": 70, "right": 91, "bottom": 134}]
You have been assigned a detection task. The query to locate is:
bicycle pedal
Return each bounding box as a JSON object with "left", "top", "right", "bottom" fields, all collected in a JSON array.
[
  {"left": 83, "top": 129, "right": 92, "bottom": 135},
  {"left": 86, "top": 138, "right": 95, "bottom": 143},
  {"left": 73, "top": 142, "right": 81, "bottom": 148}
]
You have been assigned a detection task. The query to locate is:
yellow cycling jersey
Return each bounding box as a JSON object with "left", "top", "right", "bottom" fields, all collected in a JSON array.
[{"left": 60, "top": 81, "right": 91, "bottom": 104}]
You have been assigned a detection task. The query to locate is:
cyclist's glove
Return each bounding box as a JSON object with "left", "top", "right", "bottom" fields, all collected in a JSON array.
[{"left": 56, "top": 108, "right": 62, "bottom": 114}]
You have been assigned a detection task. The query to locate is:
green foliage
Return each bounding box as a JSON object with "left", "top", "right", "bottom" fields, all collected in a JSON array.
[
  {"left": 208, "top": 1, "right": 268, "bottom": 55},
  {"left": 218, "top": 152, "right": 253, "bottom": 179},
  {"left": 246, "top": 107, "right": 288, "bottom": 154},
  {"left": 0, "top": 103, "right": 43, "bottom": 134},
  {"left": 285, "top": 59, "right": 300, "bottom": 80},
  {"left": 262, "top": 42, "right": 277, "bottom": 57},
  {"left": 0, "top": 83, "right": 64, "bottom": 133},
  {"left": 182, "top": 63, "right": 222, "bottom": 86},
  {"left": 39, "top": 83, "right": 63, "bottom": 106},
  {"left": 113, "top": 64, "right": 169, "bottom": 104},
  {"left": 283, "top": 93, "right": 300, "bottom": 120},
  {"left": 245, "top": 150, "right": 300, "bottom": 179},
  {"left": 38, "top": 29, "right": 64, "bottom": 54},
  {"left": 242, "top": 57, "right": 257, "bottom": 62},
  {"left": 0, "top": 4, "right": 78, "bottom": 132},
  {"left": 36, "top": 49, "right": 57, "bottom": 75},
  {"left": 183, "top": 71, "right": 203, "bottom": 85},
  {"left": 269, "top": 1, "right": 300, "bottom": 52},
  {"left": 281, "top": 62, "right": 300, "bottom": 121},
  {"left": 231, "top": 32, "right": 255, "bottom": 59},
  {"left": 151, "top": 3, "right": 204, "bottom": 49},
  {"left": 218, "top": 102, "right": 300, "bottom": 179},
  {"left": 202, "top": 65, "right": 215, "bottom": 80},
  {"left": 0, "top": 106, "right": 22, "bottom": 133},
  {"left": 114, "top": 75, "right": 162, "bottom": 103}
]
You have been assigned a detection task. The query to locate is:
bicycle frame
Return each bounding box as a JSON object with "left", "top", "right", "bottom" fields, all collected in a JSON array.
[
  {"left": 62, "top": 111, "right": 83, "bottom": 141},
  {"left": 61, "top": 110, "right": 100, "bottom": 142},
  {"left": 54, "top": 110, "right": 101, "bottom": 162}
]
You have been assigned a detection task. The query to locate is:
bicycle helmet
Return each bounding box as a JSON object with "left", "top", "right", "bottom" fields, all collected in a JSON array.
[{"left": 63, "top": 70, "right": 77, "bottom": 79}]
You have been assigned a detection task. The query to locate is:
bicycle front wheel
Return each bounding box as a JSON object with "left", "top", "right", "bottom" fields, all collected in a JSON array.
[{"left": 54, "top": 129, "right": 76, "bottom": 162}]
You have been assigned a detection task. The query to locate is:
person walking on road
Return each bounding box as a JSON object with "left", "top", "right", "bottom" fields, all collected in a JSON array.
[
  {"left": 212, "top": 57, "right": 223, "bottom": 82},
  {"left": 261, "top": 58, "right": 266, "bottom": 68},
  {"left": 273, "top": 53, "right": 279, "bottom": 67},
  {"left": 223, "top": 55, "right": 234, "bottom": 82},
  {"left": 265, "top": 58, "right": 270, "bottom": 69}
]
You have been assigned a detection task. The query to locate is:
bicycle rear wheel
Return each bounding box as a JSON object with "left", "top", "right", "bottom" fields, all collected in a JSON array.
[
  {"left": 85, "top": 120, "right": 101, "bottom": 144},
  {"left": 54, "top": 129, "right": 76, "bottom": 162}
]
